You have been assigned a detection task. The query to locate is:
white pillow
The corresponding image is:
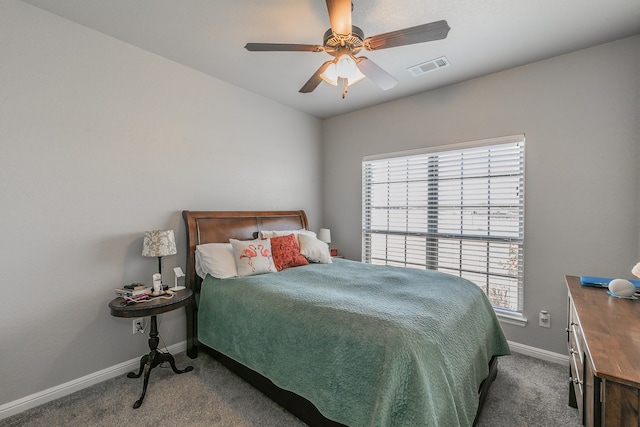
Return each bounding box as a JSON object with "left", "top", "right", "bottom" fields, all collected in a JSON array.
[
  {"left": 260, "top": 229, "right": 317, "bottom": 239},
  {"left": 195, "top": 243, "right": 238, "bottom": 279},
  {"left": 298, "top": 234, "right": 332, "bottom": 264},
  {"left": 230, "top": 238, "right": 277, "bottom": 277}
]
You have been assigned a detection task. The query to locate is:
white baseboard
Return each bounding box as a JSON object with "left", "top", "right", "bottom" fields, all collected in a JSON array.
[
  {"left": 1, "top": 339, "right": 565, "bottom": 420},
  {"left": 0, "top": 341, "right": 187, "bottom": 421},
  {"left": 508, "top": 340, "right": 568, "bottom": 366}
]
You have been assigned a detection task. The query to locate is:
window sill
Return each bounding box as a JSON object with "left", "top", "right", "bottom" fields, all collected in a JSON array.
[{"left": 494, "top": 308, "right": 527, "bottom": 327}]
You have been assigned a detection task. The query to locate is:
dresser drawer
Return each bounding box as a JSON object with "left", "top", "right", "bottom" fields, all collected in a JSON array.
[{"left": 568, "top": 300, "right": 585, "bottom": 419}]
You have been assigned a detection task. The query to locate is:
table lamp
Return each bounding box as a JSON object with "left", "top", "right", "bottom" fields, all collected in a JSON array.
[
  {"left": 142, "top": 230, "right": 177, "bottom": 285},
  {"left": 318, "top": 228, "right": 338, "bottom": 256},
  {"left": 318, "top": 228, "right": 331, "bottom": 245}
]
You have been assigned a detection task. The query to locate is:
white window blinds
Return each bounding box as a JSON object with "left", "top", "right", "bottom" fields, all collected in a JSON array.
[{"left": 362, "top": 135, "right": 525, "bottom": 313}]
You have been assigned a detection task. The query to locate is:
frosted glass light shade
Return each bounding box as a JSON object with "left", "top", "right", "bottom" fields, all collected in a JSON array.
[{"left": 320, "top": 53, "right": 365, "bottom": 87}]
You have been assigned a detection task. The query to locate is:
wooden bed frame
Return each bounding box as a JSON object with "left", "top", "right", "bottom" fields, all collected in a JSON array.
[{"left": 182, "top": 210, "right": 498, "bottom": 427}]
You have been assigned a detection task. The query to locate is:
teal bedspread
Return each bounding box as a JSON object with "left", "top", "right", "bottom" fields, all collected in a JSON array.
[{"left": 198, "top": 259, "right": 510, "bottom": 427}]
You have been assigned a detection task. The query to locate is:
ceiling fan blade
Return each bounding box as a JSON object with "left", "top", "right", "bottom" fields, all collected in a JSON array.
[
  {"left": 356, "top": 57, "right": 398, "bottom": 91},
  {"left": 363, "top": 20, "right": 450, "bottom": 51},
  {"left": 299, "top": 61, "right": 333, "bottom": 93},
  {"left": 326, "top": 0, "right": 352, "bottom": 36},
  {"left": 245, "top": 43, "right": 324, "bottom": 52}
]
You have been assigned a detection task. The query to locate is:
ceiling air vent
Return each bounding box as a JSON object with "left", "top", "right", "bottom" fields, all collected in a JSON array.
[{"left": 407, "top": 56, "right": 450, "bottom": 77}]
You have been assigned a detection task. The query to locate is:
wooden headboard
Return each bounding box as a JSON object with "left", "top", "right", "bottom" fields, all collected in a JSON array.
[{"left": 181, "top": 210, "right": 309, "bottom": 294}]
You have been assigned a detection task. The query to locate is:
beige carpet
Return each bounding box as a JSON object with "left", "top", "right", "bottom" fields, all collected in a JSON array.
[{"left": 3, "top": 351, "right": 580, "bottom": 427}]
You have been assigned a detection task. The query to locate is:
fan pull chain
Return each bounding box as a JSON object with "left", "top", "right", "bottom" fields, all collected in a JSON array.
[{"left": 339, "top": 77, "right": 348, "bottom": 99}]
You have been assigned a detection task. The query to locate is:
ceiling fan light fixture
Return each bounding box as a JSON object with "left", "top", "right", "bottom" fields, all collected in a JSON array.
[
  {"left": 247, "top": 1, "right": 450, "bottom": 97},
  {"left": 320, "top": 52, "right": 365, "bottom": 88}
]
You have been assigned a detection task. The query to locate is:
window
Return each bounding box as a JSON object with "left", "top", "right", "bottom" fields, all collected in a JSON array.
[{"left": 362, "top": 135, "right": 525, "bottom": 313}]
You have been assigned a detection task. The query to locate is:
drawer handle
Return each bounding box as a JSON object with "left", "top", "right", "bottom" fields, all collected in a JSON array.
[
  {"left": 567, "top": 322, "right": 578, "bottom": 332},
  {"left": 569, "top": 376, "right": 584, "bottom": 386}
]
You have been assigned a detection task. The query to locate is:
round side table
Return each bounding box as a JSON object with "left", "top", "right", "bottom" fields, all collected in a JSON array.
[{"left": 109, "top": 288, "right": 194, "bottom": 409}]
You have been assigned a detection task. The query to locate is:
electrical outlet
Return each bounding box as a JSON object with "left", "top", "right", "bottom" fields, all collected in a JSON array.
[
  {"left": 133, "top": 318, "right": 144, "bottom": 334},
  {"left": 539, "top": 310, "right": 550, "bottom": 328}
]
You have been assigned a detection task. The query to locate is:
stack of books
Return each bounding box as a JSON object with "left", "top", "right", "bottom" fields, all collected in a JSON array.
[{"left": 115, "top": 283, "right": 151, "bottom": 299}]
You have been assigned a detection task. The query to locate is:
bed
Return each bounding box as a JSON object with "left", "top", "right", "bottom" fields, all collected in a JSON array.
[{"left": 182, "top": 210, "right": 510, "bottom": 427}]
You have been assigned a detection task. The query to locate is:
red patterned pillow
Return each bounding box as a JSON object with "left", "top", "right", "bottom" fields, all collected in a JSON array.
[{"left": 270, "top": 234, "right": 309, "bottom": 271}]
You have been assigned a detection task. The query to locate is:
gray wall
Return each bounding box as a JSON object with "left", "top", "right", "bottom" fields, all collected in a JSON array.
[
  {"left": 2, "top": 0, "right": 639, "bottom": 411},
  {"left": 322, "top": 35, "right": 640, "bottom": 355},
  {"left": 0, "top": 1, "right": 322, "bottom": 406}
]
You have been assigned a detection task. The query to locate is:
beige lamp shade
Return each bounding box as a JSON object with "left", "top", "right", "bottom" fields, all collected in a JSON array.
[{"left": 142, "top": 230, "right": 177, "bottom": 258}]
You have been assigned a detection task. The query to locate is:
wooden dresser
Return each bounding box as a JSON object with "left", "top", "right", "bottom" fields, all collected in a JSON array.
[{"left": 566, "top": 275, "right": 640, "bottom": 426}]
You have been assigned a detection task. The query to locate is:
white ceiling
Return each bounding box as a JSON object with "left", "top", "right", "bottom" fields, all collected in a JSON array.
[{"left": 21, "top": 0, "right": 640, "bottom": 119}]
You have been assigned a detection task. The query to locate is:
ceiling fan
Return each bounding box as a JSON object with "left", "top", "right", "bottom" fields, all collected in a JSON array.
[{"left": 245, "top": 0, "right": 450, "bottom": 98}]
